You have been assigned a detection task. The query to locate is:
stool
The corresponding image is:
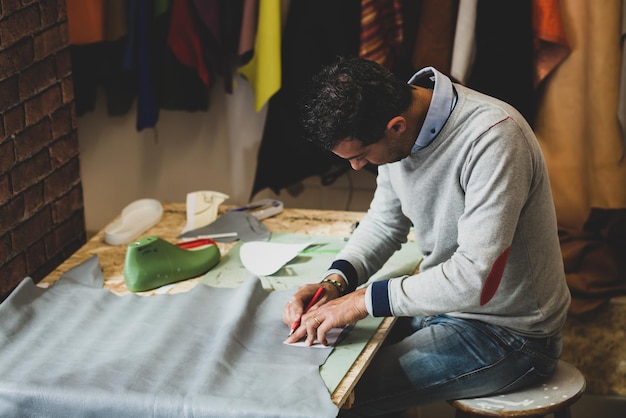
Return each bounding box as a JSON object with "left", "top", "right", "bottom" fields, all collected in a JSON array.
[{"left": 448, "top": 360, "right": 586, "bottom": 417}]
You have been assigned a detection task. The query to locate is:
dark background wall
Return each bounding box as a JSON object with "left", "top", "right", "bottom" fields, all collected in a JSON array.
[{"left": 0, "top": 0, "right": 85, "bottom": 299}]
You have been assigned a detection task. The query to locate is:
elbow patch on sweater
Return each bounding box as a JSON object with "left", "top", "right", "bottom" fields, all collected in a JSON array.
[{"left": 481, "top": 247, "right": 511, "bottom": 305}]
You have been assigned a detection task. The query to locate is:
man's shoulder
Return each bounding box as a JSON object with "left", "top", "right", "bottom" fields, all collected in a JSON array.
[{"left": 454, "top": 84, "right": 526, "bottom": 121}]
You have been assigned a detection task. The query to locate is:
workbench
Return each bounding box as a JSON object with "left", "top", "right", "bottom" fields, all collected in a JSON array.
[
  {"left": 37, "top": 201, "right": 625, "bottom": 408},
  {"left": 40, "top": 203, "right": 409, "bottom": 409}
]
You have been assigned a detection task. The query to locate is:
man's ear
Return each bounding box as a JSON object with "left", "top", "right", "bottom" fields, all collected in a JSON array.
[{"left": 387, "top": 116, "right": 406, "bottom": 133}]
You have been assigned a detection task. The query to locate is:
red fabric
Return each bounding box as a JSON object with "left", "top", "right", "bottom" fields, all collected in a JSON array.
[
  {"left": 481, "top": 247, "right": 511, "bottom": 305},
  {"left": 167, "top": 0, "right": 210, "bottom": 86}
]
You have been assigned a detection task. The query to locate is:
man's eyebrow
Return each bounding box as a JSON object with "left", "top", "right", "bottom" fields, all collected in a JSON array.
[{"left": 344, "top": 152, "right": 365, "bottom": 160}]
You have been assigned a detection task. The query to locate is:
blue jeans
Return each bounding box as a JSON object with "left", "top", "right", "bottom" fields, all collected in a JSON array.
[{"left": 341, "top": 315, "right": 563, "bottom": 417}]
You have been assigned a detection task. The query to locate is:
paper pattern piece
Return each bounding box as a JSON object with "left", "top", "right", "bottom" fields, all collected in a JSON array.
[
  {"left": 285, "top": 326, "right": 350, "bottom": 348},
  {"left": 199, "top": 233, "right": 423, "bottom": 394},
  {"left": 240, "top": 241, "right": 313, "bottom": 276},
  {"left": 181, "top": 190, "right": 229, "bottom": 234},
  {"left": 0, "top": 256, "right": 339, "bottom": 418},
  {"left": 201, "top": 233, "right": 421, "bottom": 292}
]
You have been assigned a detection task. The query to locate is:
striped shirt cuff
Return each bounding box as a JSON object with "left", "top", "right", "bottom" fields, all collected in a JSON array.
[
  {"left": 369, "top": 279, "right": 392, "bottom": 317},
  {"left": 324, "top": 260, "right": 358, "bottom": 293}
]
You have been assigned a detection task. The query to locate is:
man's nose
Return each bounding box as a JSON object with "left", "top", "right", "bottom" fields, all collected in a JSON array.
[{"left": 350, "top": 159, "right": 368, "bottom": 170}]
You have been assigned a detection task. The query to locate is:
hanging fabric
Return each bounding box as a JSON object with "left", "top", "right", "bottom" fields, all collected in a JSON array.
[
  {"left": 450, "top": 0, "right": 477, "bottom": 85},
  {"left": 358, "top": 0, "right": 403, "bottom": 70},
  {"left": 250, "top": 0, "right": 361, "bottom": 198},
  {"left": 238, "top": 0, "right": 283, "bottom": 112},
  {"left": 66, "top": 0, "right": 106, "bottom": 45},
  {"left": 532, "top": 0, "right": 571, "bottom": 88},
  {"left": 167, "top": 0, "right": 211, "bottom": 86},
  {"left": 534, "top": 0, "right": 626, "bottom": 313},
  {"left": 238, "top": 0, "right": 258, "bottom": 65},
  {"left": 466, "top": 0, "right": 536, "bottom": 125},
  {"left": 410, "top": 0, "right": 459, "bottom": 77},
  {"left": 618, "top": 0, "right": 626, "bottom": 155}
]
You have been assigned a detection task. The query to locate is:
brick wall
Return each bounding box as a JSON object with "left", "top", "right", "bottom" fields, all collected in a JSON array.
[{"left": 0, "top": 0, "right": 85, "bottom": 299}]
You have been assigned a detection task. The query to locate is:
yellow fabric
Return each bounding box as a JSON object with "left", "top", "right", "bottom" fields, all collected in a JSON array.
[
  {"left": 535, "top": 0, "right": 626, "bottom": 230},
  {"left": 238, "top": 0, "right": 282, "bottom": 112}
]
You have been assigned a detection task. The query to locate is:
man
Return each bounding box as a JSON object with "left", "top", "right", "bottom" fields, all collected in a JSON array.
[{"left": 283, "top": 56, "right": 570, "bottom": 416}]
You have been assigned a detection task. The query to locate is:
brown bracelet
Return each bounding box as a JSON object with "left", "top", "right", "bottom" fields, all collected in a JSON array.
[{"left": 321, "top": 278, "right": 345, "bottom": 295}]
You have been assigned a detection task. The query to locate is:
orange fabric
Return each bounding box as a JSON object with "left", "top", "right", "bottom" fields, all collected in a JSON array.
[
  {"left": 532, "top": 0, "right": 571, "bottom": 87},
  {"left": 411, "top": 0, "right": 458, "bottom": 75},
  {"left": 359, "top": 0, "right": 403, "bottom": 70},
  {"left": 66, "top": 0, "right": 105, "bottom": 45}
]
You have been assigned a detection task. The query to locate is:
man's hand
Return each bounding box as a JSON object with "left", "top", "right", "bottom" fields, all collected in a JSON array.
[
  {"left": 282, "top": 275, "right": 345, "bottom": 328},
  {"left": 284, "top": 288, "right": 368, "bottom": 346}
]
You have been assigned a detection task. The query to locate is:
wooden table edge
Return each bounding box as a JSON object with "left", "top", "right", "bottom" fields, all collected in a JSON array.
[{"left": 331, "top": 316, "right": 397, "bottom": 408}]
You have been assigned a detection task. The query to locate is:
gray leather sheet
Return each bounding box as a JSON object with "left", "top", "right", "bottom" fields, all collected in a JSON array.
[{"left": 0, "top": 256, "right": 339, "bottom": 418}]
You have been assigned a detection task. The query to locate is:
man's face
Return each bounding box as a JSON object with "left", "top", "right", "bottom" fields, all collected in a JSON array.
[{"left": 332, "top": 136, "right": 407, "bottom": 170}]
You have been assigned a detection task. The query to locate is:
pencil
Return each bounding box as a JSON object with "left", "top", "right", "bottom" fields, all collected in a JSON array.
[{"left": 288, "top": 286, "right": 325, "bottom": 336}]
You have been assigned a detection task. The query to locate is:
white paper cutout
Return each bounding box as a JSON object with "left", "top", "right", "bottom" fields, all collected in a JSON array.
[
  {"left": 284, "top": 327, "right": 346, "bottom": 348},
  {"left": 239, "top": 241, "right": 313, "bottom": 276},
  {"left": 181, "top": 191, "right": 229, "bottom": 234}
]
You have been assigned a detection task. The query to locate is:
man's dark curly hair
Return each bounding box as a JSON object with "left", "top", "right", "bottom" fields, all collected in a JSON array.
[{"left": 299, "top": 56, "right": 413, "bottom": 151}]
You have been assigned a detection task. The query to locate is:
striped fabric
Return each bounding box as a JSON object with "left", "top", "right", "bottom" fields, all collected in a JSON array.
[{"left": 359, "top": 0, "right": 404, "bottom": 69}]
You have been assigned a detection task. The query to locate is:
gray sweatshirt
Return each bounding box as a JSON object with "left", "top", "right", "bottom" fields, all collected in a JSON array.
[{"left": 332, "top": 69, "right": 570, "bottom": 337}]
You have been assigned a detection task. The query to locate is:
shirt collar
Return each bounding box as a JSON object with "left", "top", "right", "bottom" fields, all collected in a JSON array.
[{"left": 407, "top": 67, "right": 456, "bottom": 153}]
